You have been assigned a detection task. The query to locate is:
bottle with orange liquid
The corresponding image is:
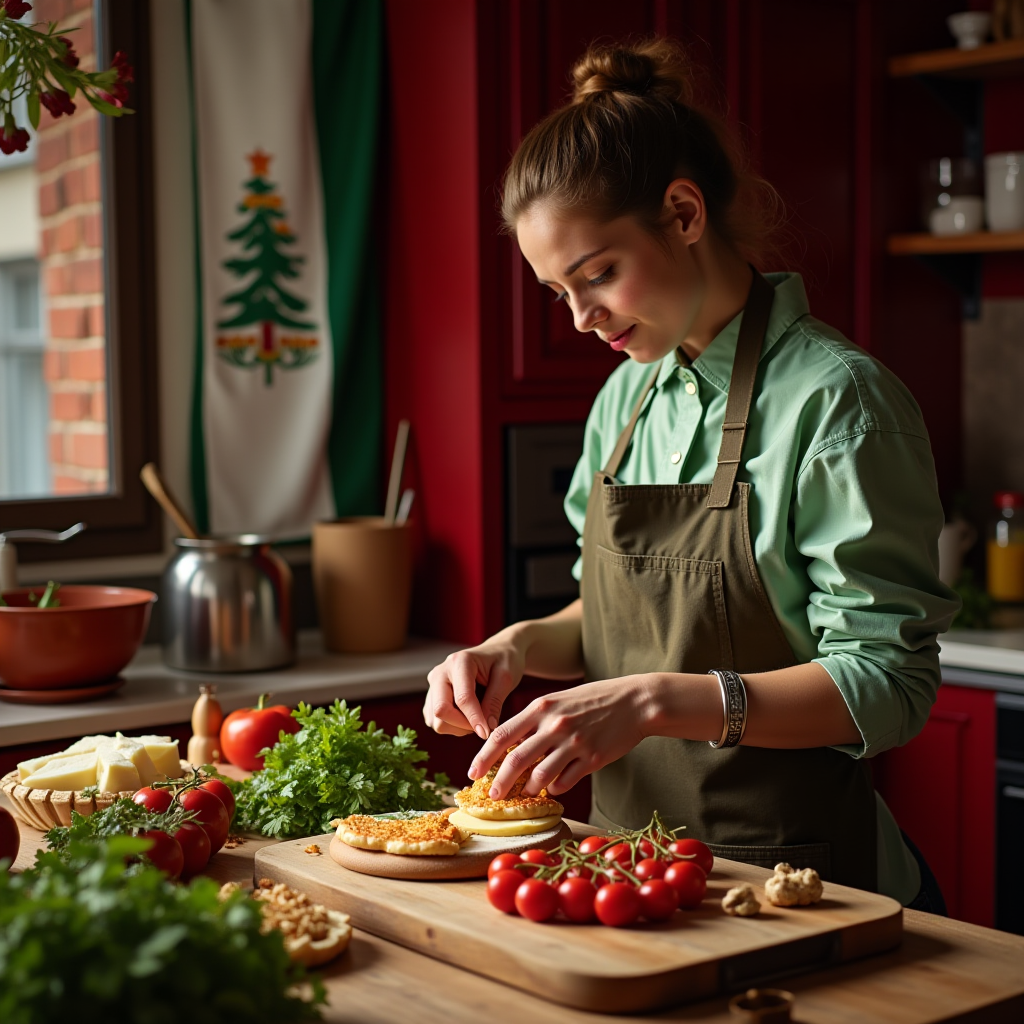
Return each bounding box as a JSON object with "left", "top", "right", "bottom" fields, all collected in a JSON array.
[{"left": 987, "top": 491, "right": 1024, "bottom": 603}]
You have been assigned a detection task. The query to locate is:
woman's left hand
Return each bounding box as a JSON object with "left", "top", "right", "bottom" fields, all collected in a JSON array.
[{"left": 468, "top": 675, "right": 653, "bottom": 799}]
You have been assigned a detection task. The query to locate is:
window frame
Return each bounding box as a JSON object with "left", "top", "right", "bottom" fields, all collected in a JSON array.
[{"left": 0, "top": 0, "right": 162, "bottom": 562}]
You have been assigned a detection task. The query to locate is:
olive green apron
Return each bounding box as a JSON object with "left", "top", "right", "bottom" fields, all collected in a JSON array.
[{"left": 581, "top": 272, "right": 877, "bottom": 891}]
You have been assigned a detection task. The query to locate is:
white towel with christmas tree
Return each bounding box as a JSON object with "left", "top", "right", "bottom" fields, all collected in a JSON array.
[{"left": 187, "top": 0, "right": 381, "bottom": 537}]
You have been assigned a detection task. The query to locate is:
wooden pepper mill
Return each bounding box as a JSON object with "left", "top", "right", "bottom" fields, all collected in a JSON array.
[{"left": 187, "top": 683, "right": 224, "bottom": 764}]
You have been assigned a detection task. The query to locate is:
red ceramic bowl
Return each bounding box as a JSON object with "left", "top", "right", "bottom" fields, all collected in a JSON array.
[{"left": 0, "top": 585, "right": 156, "bottom": 689}]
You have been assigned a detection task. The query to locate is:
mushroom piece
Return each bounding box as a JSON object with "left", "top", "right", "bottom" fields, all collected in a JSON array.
[
  {"left": 764, "top": 862, "right": 823, "bottom": 907},
  {"left": 722, "top": 884, "right": 762, "bottom": 917}
]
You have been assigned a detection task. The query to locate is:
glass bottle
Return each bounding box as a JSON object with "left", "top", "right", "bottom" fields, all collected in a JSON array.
[{"left": 987, "top": 491, "right": 1024, "bottom": 603}]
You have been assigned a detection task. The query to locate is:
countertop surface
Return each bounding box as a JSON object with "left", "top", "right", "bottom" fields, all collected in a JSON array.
[
  {"left": 7, "top": 814, "right": 1024, "bottom": 1023},
  {"left": 0, "top": 632, "right": 457, "bottom": 747}
]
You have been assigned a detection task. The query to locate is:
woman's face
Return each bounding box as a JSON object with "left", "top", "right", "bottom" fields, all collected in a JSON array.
[{"left": 516, "top": 203, "right": 703, "bottom": 365}]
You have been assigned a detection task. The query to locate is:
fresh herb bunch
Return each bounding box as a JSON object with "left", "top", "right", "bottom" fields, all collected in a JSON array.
[
  {"left": 0, "top": 837, "right": 324, "bottom": 1024},
  {"left": 44, "top": 795, "right": 194, "bottom": 861},
  {"left": 233, "top": 700, "right": 449, "bottom": 838}
]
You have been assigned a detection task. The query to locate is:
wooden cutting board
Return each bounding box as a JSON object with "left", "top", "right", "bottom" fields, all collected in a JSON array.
[{"left": 255, "top": 827, "right": 903, "bottom": 1014}]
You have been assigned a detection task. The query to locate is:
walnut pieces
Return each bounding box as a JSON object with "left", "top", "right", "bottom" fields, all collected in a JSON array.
[
  {"left": 219, "top": 879, "right": 352, "bottom": 966},
  {"left": 764, "top": 862, "right": 824, "bottom": 907},
  {"left": 722, "top": 884, "right": 762, "bottom": 917}
]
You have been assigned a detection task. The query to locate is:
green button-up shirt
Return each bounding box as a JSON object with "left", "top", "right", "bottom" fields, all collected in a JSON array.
[{"left": 564, "top": 272, "right": 960, "bottom": 903}]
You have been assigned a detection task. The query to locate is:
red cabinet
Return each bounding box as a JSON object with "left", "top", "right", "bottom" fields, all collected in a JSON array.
[{"left": 874, "top": 684, "right": 996, "bottom": 926}]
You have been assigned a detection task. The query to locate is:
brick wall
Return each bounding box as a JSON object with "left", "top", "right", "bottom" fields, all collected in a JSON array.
[{"left": 36, "top": 0, "right": 108, "bottom": 495}]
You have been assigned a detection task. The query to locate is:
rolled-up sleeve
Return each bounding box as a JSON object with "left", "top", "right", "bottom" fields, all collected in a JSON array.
[{"left": 795, "top": 428, "right": 961, "bottom": 758}]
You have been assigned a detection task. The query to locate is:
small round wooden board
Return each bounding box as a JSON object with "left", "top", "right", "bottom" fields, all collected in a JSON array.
[{"left": 329, "top": 819, "right": 573, "bottom": 880}]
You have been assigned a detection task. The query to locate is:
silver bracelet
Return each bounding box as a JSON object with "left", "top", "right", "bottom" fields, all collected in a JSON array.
[{"left": 708, "top": 669, "right": 747, "bottom": 748}]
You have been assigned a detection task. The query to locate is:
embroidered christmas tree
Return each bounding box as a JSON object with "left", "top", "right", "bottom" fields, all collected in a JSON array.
[{"left": 217, "top": 148, "right": 318, "bottom": 386}]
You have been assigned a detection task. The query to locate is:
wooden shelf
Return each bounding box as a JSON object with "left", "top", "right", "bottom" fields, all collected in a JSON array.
[
  {"left": 888, "top": 38, "right": 1024, "bottom": 79},
  {"left": 887, "top": 230, "right": 1024, "bottom": 255}
]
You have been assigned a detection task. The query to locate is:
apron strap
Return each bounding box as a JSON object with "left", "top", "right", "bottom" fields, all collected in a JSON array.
[
  {"left": 706, "top": 271, "right": 775, "bottom": 509},
  {"left": 601, "top": 370, "right": 659, "bottom": 478}
]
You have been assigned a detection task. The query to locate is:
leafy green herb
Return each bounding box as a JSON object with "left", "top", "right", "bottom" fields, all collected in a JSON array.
[
  {"left": 233, "top": 700, "right": 449, "bottom": 838},
  {"left": 0, "top": 837, "right": 324, "bottom": 1023},
  {"left": 36, "top": 579, "right": 60, "bottom": 608},
  {"left": 45, "top": 795, "right": 195, "bottom": 861}
]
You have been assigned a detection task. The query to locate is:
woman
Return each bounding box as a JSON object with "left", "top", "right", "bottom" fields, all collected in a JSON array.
[{"left": 424, "top": 39, "right": 958, "bottom": 908}]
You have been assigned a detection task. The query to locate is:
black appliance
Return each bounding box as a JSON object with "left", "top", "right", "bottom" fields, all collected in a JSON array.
[{"left": 996, "top": 691, "right": 1024, "bottom": 935}]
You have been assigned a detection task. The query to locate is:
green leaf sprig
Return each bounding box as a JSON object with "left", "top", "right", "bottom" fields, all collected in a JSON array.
[
  {"left": 0, "top": 837, "right": 324, "bottom": 1023},
  {"left": 233, "top": 700, "right": 450, "bottom": 838}
]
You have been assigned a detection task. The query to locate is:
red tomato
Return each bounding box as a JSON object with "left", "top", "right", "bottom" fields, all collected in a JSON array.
[
  {"left": 634, "top": 857, "right": 667, "bottom": 882},
  {"left": 602, "top": 842, "right": 633, "bottom": 867},
  {"left": 594, "top": 881, "right": 641, "bottom": 927},
  {"left": 219, "top": 693, "right": 300, "bottom": 771},
  {"left": 0, "top": 806, "right": 19, "bottom": 866},
  {"left": 175, "top": 821, "right": 211, "bottom": 878},
  {"left": 664, "top": 860, "right": 707, "bottom": 909},
  {"left": 140, "top": 829, "right": 184, "bottom": 880},
  {"left": 488, "top": 853, "right": 522, "bottom": 880},
  {"left": 519, "top": 848, "right": 555, "bottom": 876},
  {"left": 179, "top": 788, "right": 230, "bottom": 854},
  {"left": 578, "top": 835, "right": 611, "bottom": 855},
  {"left": 558, "top": 877, "right": 598, "bottom": 923},
  {"left": 132, "top": 787, "right": 172, "bottom": 814},
  {"left": 638, "top": 839, "right": 657, "bottom": 859},
  {"left": 668, "top": 838, "right": 714, "bottom": 876},
  {"left": 639, "top": 879, "right": 679, "bottom": 921},
  {"left": 200, "top": 778, "right": 235, "bottom": 820},
  {"left": 515, "top": 878, "right": 559, "bottom": 922},
  {"left": 487, "top": 869, "right": 524, "bottom": 914}
]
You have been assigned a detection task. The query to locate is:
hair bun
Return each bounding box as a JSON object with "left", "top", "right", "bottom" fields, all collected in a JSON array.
[{"left": 571, "top": 39, "right": 692, "bottom": 105}]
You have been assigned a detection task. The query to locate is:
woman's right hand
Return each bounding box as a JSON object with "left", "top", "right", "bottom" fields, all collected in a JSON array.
[{"left": 424, "top": 635, "right": 527, "bottom": 739}]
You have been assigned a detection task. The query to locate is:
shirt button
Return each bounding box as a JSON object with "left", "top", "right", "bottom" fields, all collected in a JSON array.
[
  {"left": 670, "top": 451, "right": 682, "bottom": 464},
  {"left": 685, "top": 381, "right": 697, "bottom": 395}
]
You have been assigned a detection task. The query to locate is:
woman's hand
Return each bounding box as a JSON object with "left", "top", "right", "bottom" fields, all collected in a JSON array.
[
  {"left": 423, "top": 637, "right": 527, "bottom": 739},
  {"left": 468, "top": 675, "right": 654, "bottom": 798}
]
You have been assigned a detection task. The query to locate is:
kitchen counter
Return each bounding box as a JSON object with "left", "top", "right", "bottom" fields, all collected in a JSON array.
[
  {"left": 8, "top": 815, "right": 1024, "bottom": 1023},
  {"left": 940, "top": 629, "right": 1024, "bottom": 693},
  {"left": 0, "top": 631, "right": 457, "bottom": 747}
]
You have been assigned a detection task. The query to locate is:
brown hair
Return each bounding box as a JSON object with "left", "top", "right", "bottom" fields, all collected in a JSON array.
[{"left": 501, "top": 38, "right": 782, "bottom": 264}]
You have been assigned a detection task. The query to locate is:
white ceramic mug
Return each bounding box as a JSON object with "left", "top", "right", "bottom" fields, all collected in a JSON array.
[
  {"left": 930, "top": 195, "right": 984, "bottom": 235},
  {"left": 985, "top": 153, "right": 1024, "bottom": 232}
]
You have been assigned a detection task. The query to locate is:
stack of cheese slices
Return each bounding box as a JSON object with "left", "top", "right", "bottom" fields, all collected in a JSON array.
[{"left": 447, "top": 759, "right": 564, "bottom": 838}]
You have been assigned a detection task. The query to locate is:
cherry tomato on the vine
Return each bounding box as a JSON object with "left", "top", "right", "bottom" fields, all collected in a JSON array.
[
  {"left": 634, "top": 857, "right": 667, "bottom": 882},
  {"left": 638, "top": 839, "right": 657, "bottom": 859},
  {"left": 558, "top": 877, "right": 598, "bottom": 922},
  {"left": 578, "top": 835, "right": 611, "bottom": 856},
  {"left": 488, "top": 853, "right": 522, "bottom": 879},
  {"left": 200, "top": 778, "right": 235, "bottom": 820},
  {"left": 515, "top": 878, "right": 559, "bottom": 922},
  {"left": 519, "top": 848, "right": 555, "bottom": 877},
  {"left": 132, "top": 787, "right": 172, "bottom": 814},
  {"left": 602, "top": 842, "right": 633, "bottom": 867},
  {"left": 178, "top": 788, "right": 230, "bottom": 854},
  {"left": 664, "top": 860, "right": 707, "bottom": 909},
  {"left": 668, "top": 838, "right": 714, "bottom": 876},
  {"left": 487, "top": 870, "right": 523, "bottom": 914},
  {"left": 140, "top": 829, "right": 183, "bottom": 880},
  {"left": 175, "top": 821, "right": 211, "bottom": 878},
  {"left": 638, "top": 879, "right": 679, "bottom": 921},
  {"left": 594, "top": 881, "right": 642, "bottom": 927}
]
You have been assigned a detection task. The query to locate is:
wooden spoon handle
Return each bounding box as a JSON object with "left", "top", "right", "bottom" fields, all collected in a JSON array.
[{"left": 140, "top": 463, "right": 200, "bottom": 539}]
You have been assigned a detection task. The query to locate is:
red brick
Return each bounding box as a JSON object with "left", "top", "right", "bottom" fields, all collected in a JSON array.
[
  {"left": 82, "top": 160, "right": 101, "bottom": 203},
  {"left": 69, "top": 116, "right": 99, "bottom": 159},
  {"left": 76, "top": 19, "right": 94, "bottom": 58},
  {"left": 46, "top": 264, "right": 70, "bottom": 297},
  {"left": 50, "top": 307, "right": 87, "bottom": 339},
  {"left": 71, "top": 258, "right": 103, "bottom": 294},
  {"left": 70, "top": 431, "right": 108, "bottom": 470},
  {"left": 71, "top": 0, "right": 93, "bottom": 12},
  {"left": 39, "top": 227, "right": 56, "bottom": 259},
  {"left": 36, "top": 0, "right": 70, "bottom": 21},
  {"left": 66, "top": 346, "right": 106, "bottom": 381},
  {"left": 81, "top": 211, "right": 102, "bottom": 248},
  {"left": 53, "top": 475, "right": 88, "bottom": 495},
  {"left": 63, "top": 167, "right": 84, "bottom": 206},
  {"left": 51, "top": 391, "right": 90, "bottom": 421},
  {"left": 39, "top": 180, "right": 63, "bottom": 217},
  {"left": 55, "top": 216, "right": 79, "bottom": 253},
  {"left": 87, "top": 304, "right": 105, "bottom": 337},
  {"left": 37, "top": 132, "right": 69, "bottom": 174},
  {"left": 91, "top": 387, "right": 107, "bottom": 422},
  {"left": 49, "top": 433, "right": 65, "bottom": 465},
  {"left": 43, "top": 351, "right": 65, "bottom": 382}
]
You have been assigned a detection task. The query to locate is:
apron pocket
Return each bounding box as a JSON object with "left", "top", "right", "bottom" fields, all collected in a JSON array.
[
  {"left": 706, "top": 842, "right": 832, "bottom": 880},
  {"left": 593, "top": 545, "right": 734, "bottom": 674}
]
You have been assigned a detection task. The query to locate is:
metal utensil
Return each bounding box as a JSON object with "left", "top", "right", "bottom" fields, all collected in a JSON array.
[
  {"left": 384, "top": 420, "right": 411, "bottom": 524},
  {"left": 0, "top": 522, "right": 86, "bottom": 592},
  {"left": 395, "top": 488, "right": 415, "bottom": 525}
]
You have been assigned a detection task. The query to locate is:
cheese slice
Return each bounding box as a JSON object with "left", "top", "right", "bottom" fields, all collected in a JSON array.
[
  {"left": 22, "top": 752, "right": 99, "bottom": 791},
  {"left": 95, "top": 751, "right": 141, "bottom": 794},
  {"left": 63, "top": 734, "right": 114, "bottom": 755},
  {"left": 17, "top": 750, "right": 82, "bottom": 782},
  {"left": 106, "top": 737, "right": 161, "bottom": 787},
  {"left": 134, "top": 735, "right": 183, "bottom": 779},
  {"left": 447, "top": 809, "right": 562, "bottom": 837}
]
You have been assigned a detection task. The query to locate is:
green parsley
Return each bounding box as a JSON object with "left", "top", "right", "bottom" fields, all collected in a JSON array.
[
  {"left": 0, "top": 837, "right": 324, "bottom": 1023},
  {"left": 233, "top": 700, "right": 449, "bottom": 838}
]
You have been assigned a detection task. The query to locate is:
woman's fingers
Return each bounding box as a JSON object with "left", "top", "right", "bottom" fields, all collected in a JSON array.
[
  {"left": 546, "top": 756, "right": 593, "bottom": 795},
  {"left": 468, "top": 709, "right": 535, "bottom": 783},
  {"left": 424, "top": 662, "right": 475, "bottom": 735},
  {"left": 519, "top": 746, "right": 574, "bottom": 798},
  {"left": 486, "top": 730, "right": 553, "bottom": 799},
  {"left": 448, "top": 653, "right": 490, "bottom": 739},
  {"left": 479, "top": 665, "right": 520, "bottom": 735}
]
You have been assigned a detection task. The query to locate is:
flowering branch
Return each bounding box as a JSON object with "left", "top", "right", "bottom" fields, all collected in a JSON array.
[{"left": 0, "top": 0, "right": 134, "bottom": 155}]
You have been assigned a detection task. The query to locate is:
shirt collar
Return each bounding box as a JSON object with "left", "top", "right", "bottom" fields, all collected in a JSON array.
[{"left": 653, "top": 272, "right": 809, "bottom": 394}]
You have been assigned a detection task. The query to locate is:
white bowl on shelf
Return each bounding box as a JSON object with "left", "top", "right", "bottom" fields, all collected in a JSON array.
[
  {"left": 930, "top": 195, "right": 984, "bottom": 235},
  {"left": 947, "top": 11, "right": 991, "bottom": 50}
]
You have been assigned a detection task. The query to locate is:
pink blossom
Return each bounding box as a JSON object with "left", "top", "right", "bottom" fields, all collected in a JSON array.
[
  {"left": 1, "top": 1, "right": 32, "bottom": 20},
  {"left": 0, "top": 123, "right": 30, "bottom": 155},
  {"left": 57, "top": 35, "right": 79, "bottom": 68},
  {"left": 40, "top": 89, "right": 75, "bottom": 118}
]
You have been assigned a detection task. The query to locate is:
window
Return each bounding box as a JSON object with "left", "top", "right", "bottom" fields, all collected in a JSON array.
[{"left": 0, "top": 0, "right": 160, "bottom": 561}]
